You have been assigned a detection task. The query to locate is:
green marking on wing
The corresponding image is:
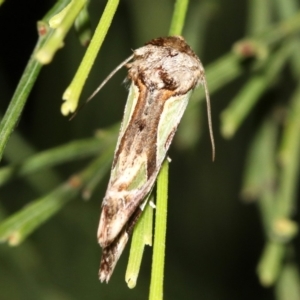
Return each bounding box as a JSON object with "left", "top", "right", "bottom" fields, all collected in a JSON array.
[
  {"left": 121, "top": 83, "right": 139, "bottom": 136},
  {"left": 157, "top": 91, "right": 191, "bottom": 163},
  {"left": 127, "top": 161, "right": 147, "bottom": 191}
]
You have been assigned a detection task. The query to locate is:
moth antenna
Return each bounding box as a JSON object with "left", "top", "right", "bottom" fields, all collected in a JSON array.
[
  {"left": 203, "top": 76, "right": 215, "bottom": 161},
  {"left": 86, "top": 54, "right": 134, "bottom": 103},
  {"left": 69, "top": 54, "right": 134, "bottom": 120}
]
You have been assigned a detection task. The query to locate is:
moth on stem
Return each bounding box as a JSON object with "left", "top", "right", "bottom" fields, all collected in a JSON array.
[{"left": 85, "top": 36, "right": 215, "bottom": 282}]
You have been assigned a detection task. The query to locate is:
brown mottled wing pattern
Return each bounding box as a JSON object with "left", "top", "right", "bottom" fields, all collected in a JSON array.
[{"left": 97, "top": 36, "right": 205, "bottom": 282}]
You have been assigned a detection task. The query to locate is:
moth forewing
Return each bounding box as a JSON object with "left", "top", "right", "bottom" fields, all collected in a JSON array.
[
  {"left": 99, "top": 192, "right": 152, "bottom": 283},
  {"left": 97, "top": 83, "right": 142, "bottom": 247},
  {"left": 99, "top": 227, "right": 129, "bottom": 283},
  {"left": 97, "top": 36, "right": 214, "bottom": 282},
  {"left": 116, "top": 83, "right": 140, "bottom": 147},
  {"left": 98, "top": 155, "right": 148, "bottom": 248}
]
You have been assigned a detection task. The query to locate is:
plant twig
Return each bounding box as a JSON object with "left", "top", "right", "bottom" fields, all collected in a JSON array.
[
  {"left": 36, "top": 0, "right": 87, "bottom": 64},
  {"left": 62, "top": 0, "right": 120, "bottom": 115},
  {"left": 0, "top": 148, "right": 113, "bottom": 245},
  {"left": 169, "top": 0, "right": 189, "bottom": 36},
  {"left": 125, "top": 196, "right": 153, "bottom": 288},
  {"left": 0, "top": 0, "right": 71, "bottom": 163},
  {"left": 149, "top": 160, "right": 169, "bottom": 300}
]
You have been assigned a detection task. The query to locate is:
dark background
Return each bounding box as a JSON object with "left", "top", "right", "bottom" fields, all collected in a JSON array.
[{"left": 0, "top": 0, "right": 298, "bottom": 299}]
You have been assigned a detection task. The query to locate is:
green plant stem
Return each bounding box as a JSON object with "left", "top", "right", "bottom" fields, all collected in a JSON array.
[
  {"left": 125, "top": 196, "right": 153, "bottom": 289},
  {"left": 241, "top": 116, "right": 278, "bottom": 230},
  {"left": 274, "top": 0, "right": 299, "bottom": 20},
  {"left": 149, "top": 160, "right": 169, "bottom": 300},
  {"left": 62, "top": 0, "right": 120, "bottom": 115},
  {"left": 36, "top": 0, "right": 87, "bottom": 64},
  {"left": 275, "top": 84, "right": 300, "bottom": 220},
  {"left": 247, "top": 0, "right": 273, "bottom": 35},
  {"left": 2, "top": 128, "right": 61, "bottom": 193},
  {"left": 221, "top": 42, "right": 293, "bottom": 138},
  {"left": 256, "top": 61, "right": 300, "bottom": 290},
  {"left": 168, "top": 0, "right": 189, "bottom": 36},
  {"left": 191, "top": 9, "right": 300, "bottom": 105},
  {"left": 275, "top": 262, "right": 300, "bottom": 299},
  {"left": 258, "top": 10, "right": 300, "bottom": 46},
  {"left": 273, "top": 1, "right": 300, "bottom": 296},
  {"left": 0, "top": 131, "right": 117, "bottom": 188},
  {"left": 0, "top": 49, "right": 42, "bottom": 163},
  {"left": 274, "top": 0, "right": 300, "bottom": 78},
  {"left": 184, "top": 0, "right": 217, "bottom": 53},
  {"left": 257, "top": 241, "right": 285, "bottom": 286},
  {"left": 0, "top": 0, "right": 71, "bottom": 163},
  {"left": 0, "top": 149, "right": 112, "bottom": 245}
]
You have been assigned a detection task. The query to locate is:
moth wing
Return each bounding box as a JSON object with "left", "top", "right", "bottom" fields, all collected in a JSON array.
[
  {"left": 98, "top": 160, "right": 155, "bottom": 248},
  {"left": 114, "top": 83, "right": 139, "bottom": 151},
  {"left": 99, "top": 228, "right": 129, "bottom": 283},
  {"left": 98, "top": 91, "right": 192, "bottom": 247}
]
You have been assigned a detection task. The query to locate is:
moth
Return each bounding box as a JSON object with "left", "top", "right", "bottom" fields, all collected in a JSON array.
[{"left": 96, "top": 36, "right": 215, "bottom": 282}]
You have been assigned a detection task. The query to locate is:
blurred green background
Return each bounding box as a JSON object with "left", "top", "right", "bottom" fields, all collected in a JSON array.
[{"left": 1, "top": 0, "right": 300, "bottom": 299}]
